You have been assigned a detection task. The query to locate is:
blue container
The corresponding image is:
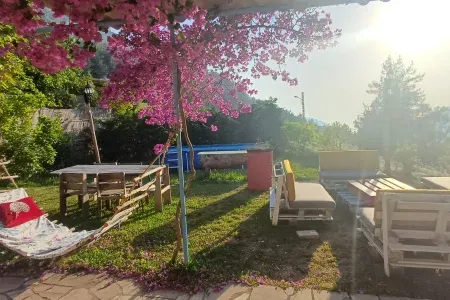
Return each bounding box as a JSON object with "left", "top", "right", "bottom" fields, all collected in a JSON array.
[{"left": 164, "top": 143, "right": 259, "bottom": 171}]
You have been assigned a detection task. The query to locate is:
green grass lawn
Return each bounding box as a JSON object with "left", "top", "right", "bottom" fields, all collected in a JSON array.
[{"left": 1, "top": 170, "right": 450, "bottom": 298}]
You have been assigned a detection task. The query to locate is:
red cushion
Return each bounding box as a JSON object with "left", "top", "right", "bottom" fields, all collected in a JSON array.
[{"left": 0, "top": 197, "right": 44, "bottom": 228}]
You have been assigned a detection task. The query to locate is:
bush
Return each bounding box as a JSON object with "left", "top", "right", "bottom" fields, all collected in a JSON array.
[{"left": 1, "top": 116, "right": 63, "bottom": 177}]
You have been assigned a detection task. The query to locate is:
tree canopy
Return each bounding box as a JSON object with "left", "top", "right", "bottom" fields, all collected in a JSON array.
[{"left": 355, "top": 55, "right": 449, "bottom": 174}]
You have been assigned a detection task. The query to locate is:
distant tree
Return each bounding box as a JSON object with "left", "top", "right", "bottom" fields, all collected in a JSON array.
[
  {"left": 413, "top": 106, "right": 450, "bottom": 165},
  {"left": 85, "top": 43, "right": 115, "bottom": 79},
  {"left": 281, "top": 121, "right": 319, "bottom": 153},
  {"left": 318, "top": 122, "right": 354, "bottom": 151},
  {"left": 354, "top": 56, "right": 428, "bottom": 174}
]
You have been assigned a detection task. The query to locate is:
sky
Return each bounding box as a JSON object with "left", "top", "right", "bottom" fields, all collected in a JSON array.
[{"left": 252, "top": 0, "right": 450, "bottom": 126}]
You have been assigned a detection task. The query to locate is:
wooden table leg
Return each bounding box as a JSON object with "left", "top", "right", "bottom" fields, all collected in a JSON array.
[
  {"left": 163, "top": 165, "right": 172, "bottom": 205},
  {"left": 155, "top": 170, "right": 163, "bottom": 212},
  {"left": 59, "top": 175, "right": 67, "bottom": 218},
  {"left": 82, "top": 194, "right": 90, "bottom": 218},
  {"left": 78, "top": 196, "right": 83, "bottom": 209}
]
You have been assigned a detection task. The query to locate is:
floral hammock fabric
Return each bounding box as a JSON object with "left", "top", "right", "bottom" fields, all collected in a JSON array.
[{"left": 0, "top": 188, "right": 96, "bottom": 259}]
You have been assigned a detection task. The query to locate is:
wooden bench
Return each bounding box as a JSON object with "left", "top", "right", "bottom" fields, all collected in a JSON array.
[{"left": 358, "top": 189, "right": 450, "bottom": 276}]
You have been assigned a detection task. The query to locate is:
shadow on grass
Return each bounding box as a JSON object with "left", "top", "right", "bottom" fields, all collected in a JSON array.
[
  {"left": 131, "top": 185, "right": 260, "bottom": 251},
  {"left": 189, "top": 197, "right": 450, "bottom": 300},
  {"left": 186, "top": 204, "right": 331, "bottom": 287}
]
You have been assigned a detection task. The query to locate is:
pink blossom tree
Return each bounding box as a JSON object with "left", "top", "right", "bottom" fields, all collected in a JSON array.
[{"left": 0, "top": 0, "right": 341, "bottom": 262}]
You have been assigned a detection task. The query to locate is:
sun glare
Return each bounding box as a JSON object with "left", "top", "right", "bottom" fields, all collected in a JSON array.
[{"left": 374, "top": 0, "right": 450, "bottom": 55}]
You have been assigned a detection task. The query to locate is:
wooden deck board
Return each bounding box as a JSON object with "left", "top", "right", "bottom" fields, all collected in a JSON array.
[
  {"left": 346, "top": 178, "right": 414, "bottom": 207},
  {"left": 359, "top": 179, "right": 392, "bottom": 191},
  {"left": 380, "top": 178, "right": 415, "bottom": 190}
]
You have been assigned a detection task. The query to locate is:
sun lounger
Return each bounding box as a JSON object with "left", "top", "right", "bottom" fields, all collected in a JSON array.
[
  {"left": 357, "top": 189, "right": 450, "bottom": 276},
  {"left": 319, "top": 150, "right": 386, "bottom": 190},
  {"left": 270, "top": 160, "right": 335, "bottom": 225}
]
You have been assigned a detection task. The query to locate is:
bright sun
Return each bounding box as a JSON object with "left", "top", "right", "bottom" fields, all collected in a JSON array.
[{"left": 374, "top": 0, "right": 450, "bottom": 55}]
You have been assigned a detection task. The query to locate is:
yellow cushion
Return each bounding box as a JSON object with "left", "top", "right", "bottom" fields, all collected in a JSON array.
[{"left": 283, "top": 160, "right": 296, "bottom": 201}]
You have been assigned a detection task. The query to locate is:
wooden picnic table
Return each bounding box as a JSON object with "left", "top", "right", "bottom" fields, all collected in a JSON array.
[
  {"left": 50, "top": 164, "right": 154, "bottom": 175},
  {"left": 422, "top": 177, "right": 450, "bottom": 190},
  {"left": 347, "top": 177, "right": 415, "bottom": 206},
  {"left": 51, "top": 165, "right": 158, "bottom": 217}
]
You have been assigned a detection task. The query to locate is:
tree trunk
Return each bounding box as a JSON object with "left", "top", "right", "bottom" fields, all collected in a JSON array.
[{"left": 384, "top": 155, "right": 392, "bottom": 176}]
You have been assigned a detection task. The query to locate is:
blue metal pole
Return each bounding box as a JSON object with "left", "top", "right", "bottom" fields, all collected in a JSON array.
[{"left": 170, "top": 24, "right": 189, "bottom": 264}]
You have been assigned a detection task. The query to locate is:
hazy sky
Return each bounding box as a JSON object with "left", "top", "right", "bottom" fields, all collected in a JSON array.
[{"left": 252, "top": 0, "right": 450, "bottom": 125}]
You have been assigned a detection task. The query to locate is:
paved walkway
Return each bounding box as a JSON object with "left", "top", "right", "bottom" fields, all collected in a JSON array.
[{"left": 0, "top": 273, "right": 426, "bottom": 300}]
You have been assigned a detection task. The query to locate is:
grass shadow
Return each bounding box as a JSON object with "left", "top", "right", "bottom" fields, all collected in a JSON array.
[
  {"left": 189, "top": 204, "right": 329, "bottom": 286},
  {"left": 131, "top": 184, "right": 261, "bottom": 251}
]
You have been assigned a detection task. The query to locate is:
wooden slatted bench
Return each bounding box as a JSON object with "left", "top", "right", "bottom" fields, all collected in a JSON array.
[{"left": 357, "top": 189, "right": 450, "bottom": 276}]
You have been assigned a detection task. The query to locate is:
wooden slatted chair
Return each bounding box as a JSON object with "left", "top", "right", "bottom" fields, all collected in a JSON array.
[
  {"left": 59, "top": 173, "right": 96, "bottom": 217},
  {"left": 96, "top": 172, "right": 128, "bottom": 218}
]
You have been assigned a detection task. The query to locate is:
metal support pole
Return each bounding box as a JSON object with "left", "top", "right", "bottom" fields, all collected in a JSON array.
[
  {"left": 170, "top": 24, "right": 189, "bottom": 264},
  {"left": 86, "top": 105, "right": 101, "bottom": 163},
  {"left": 301, "top": 92, "right": 305, "bottom": 119}
]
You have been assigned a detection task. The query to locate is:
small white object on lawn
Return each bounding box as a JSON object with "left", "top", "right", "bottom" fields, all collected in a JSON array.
[{"left": 296, "top": 230, "right": 319, "bottom": 240}]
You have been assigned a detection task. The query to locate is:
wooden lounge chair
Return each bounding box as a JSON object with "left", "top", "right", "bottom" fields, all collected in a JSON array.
[
  {"left": 319, "top": 150, "right": 386, "bottom": 191},
  {"left": 357, "top": 189, "right": 450, "bottom": 276},
  {"left": 270, "top": 160, "right": 335, "bottom": 225}
]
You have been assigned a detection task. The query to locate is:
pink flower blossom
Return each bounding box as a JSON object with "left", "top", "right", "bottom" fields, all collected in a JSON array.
[
  {"left": 153, "top": 144, "right": 165, "bottom": 155},
  {"left": 0, "top": 1, "right": 340, "bottom": 128},
  {"left": 211, "top": 125, "right": 218, "bottom": 132}
]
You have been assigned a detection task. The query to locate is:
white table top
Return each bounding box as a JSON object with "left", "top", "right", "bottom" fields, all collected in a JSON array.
[
  {"left": 50, "top": 164, "right": 156, "bottom": 175},
  {"left": 422, "top": 177, "right": 450, "bottom": 190},
  {"left": 197, "top": 151, "right": 247, "bottom": 155}
]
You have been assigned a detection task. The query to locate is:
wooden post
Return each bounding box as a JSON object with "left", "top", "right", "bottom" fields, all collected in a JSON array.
[
  {"left": 381, "top": 194, "right": 390, "bottom": 277},
  {"left": 0, "top": 161, "right": 18, "bottom": 188},
  {"left": 86, "top": 105, "right": 101, "bottom": 164},
  {"left": 272, "top": 176, "right": 283, "bottom": 226},
  {"left": 81, "top": 173, "right": 89, "bottom": 218},
  {"left": 155, "top": 170, "right": 163, "bottom": 212},
  {"left": 163, "top": 165, "right": 172, "bottom": 205}
]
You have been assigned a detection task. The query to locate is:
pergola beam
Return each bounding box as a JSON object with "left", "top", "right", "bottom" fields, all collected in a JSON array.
[{"left": 194, "top": 0, "right": 390, "bottom": 16}]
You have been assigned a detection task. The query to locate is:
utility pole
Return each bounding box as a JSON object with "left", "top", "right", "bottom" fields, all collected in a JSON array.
[{"left": 294, "top": 93, "right": 306, "bottom": 119}]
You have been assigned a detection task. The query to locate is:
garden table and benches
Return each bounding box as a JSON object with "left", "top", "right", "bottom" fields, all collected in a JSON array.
[{"left": 51, "top": 164, "right": 171, "bottom": 218}]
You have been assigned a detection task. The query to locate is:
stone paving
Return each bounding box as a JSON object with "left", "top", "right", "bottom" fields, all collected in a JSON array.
[{"left": 0, "top": 273, "right": 428, "bottom": 300}]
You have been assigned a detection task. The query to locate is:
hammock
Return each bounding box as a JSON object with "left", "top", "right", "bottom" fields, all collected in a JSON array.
[{"left": 0, "top": 165, "right": 169, "bottom": 260}]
